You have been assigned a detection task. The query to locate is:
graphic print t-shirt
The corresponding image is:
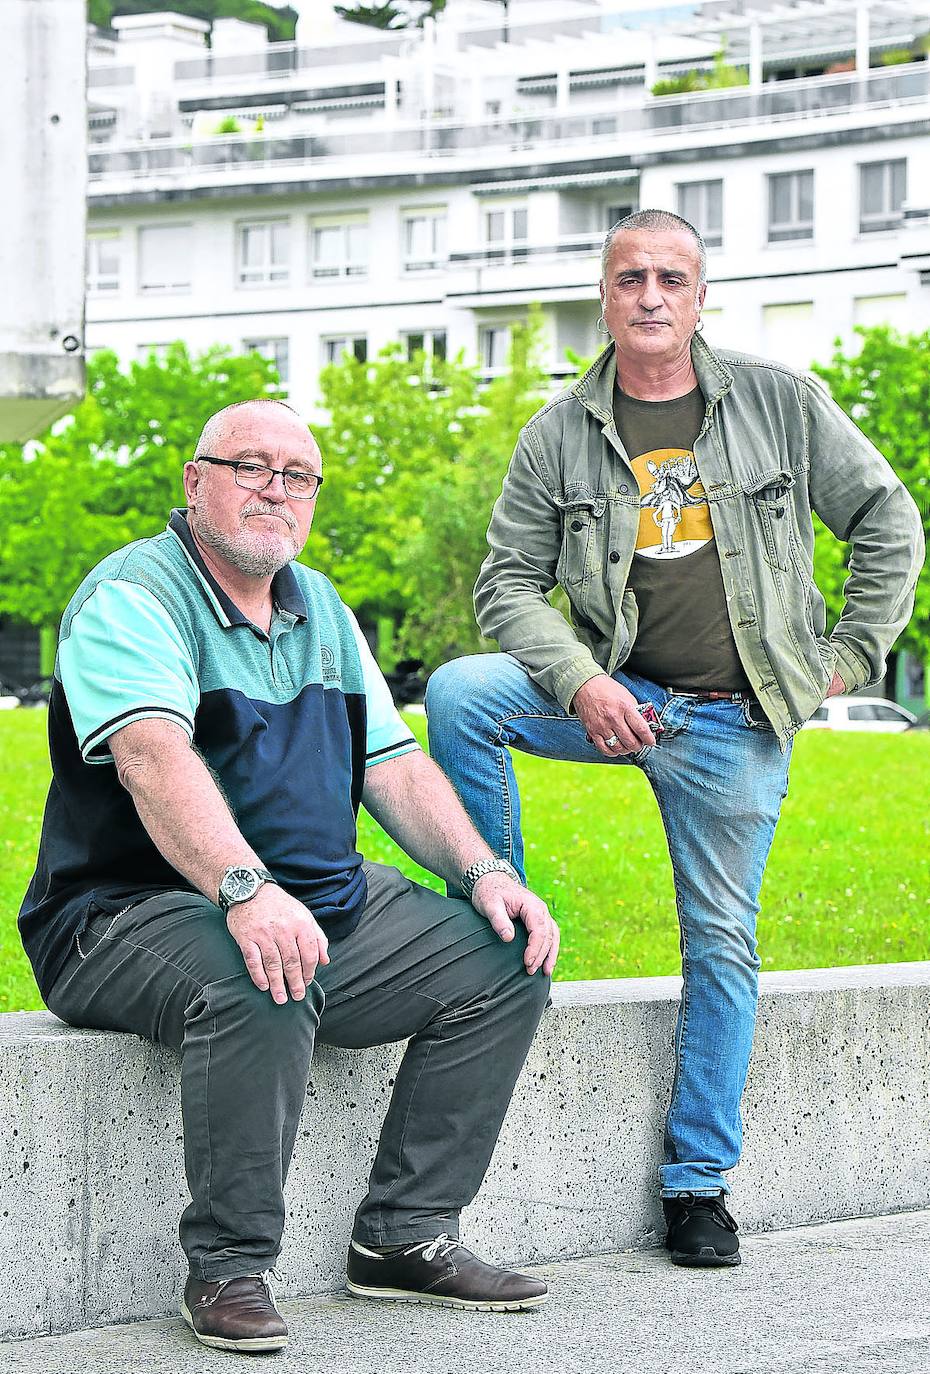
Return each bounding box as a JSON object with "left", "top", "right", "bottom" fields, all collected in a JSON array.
[{"left": 612, "top": 383, "right": 751, "bottom": 693}]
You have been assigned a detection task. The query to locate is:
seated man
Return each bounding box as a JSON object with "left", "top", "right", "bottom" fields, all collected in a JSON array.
[
  {"left": 426, "top": 209, "right": 923, "bottom": 1269},
  {"left": 19, "top": 398, "right": 559, "bottom": 1353}
]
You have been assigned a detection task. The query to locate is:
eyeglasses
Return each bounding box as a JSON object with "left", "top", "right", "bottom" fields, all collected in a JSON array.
[{"left": 197, "top": 455, "right": 323, "bottom": 501}]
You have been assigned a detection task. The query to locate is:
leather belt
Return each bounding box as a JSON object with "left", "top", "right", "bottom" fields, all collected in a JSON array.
[{"left": 662, "top": 688, "right": 749, "bottom": 701}]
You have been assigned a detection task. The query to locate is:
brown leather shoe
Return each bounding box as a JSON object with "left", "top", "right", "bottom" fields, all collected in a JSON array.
[
  {"left": 182, "top": 1272, "right": 288, "bottom": 1352},
  {"left": 346, "top": 1236, "right": 548, "bottom": 1311}
]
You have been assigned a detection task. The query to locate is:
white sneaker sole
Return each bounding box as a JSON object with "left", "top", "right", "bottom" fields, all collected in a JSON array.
[
  {"left": 345, "top": 1280, "right": 547, "bottom": 1312},
  {"left": 181, "top": 1300, "right": 288, "bottom": 1351}
]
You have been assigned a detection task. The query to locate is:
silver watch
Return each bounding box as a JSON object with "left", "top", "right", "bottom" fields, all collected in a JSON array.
[
  {"left": 218, "top": 865, "right": 277, "bottom": 913},
  {"left": 459, "top": 857, "right": 522, "bottom": 902}
]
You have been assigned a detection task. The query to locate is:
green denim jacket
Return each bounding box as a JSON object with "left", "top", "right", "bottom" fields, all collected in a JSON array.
[{"left": 474, "top": 337, "right": 924, "bottom": 746}]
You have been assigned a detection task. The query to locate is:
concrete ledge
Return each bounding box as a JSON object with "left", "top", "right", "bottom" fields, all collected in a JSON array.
[{"left": 2, "top": 964, "right": 930, "bottom": 1339}]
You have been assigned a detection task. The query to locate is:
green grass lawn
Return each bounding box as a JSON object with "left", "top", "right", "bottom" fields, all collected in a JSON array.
[{"left": 1, "top": 708, "right": 928, "bottom": 1012}]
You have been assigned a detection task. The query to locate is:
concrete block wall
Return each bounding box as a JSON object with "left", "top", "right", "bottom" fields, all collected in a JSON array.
[{"left": 2, "top": 963, "right": 930, "bottom": 1340}]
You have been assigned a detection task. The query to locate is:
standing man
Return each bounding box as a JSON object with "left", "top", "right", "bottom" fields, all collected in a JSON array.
[
  {"left": 426, "top": 209, "right": 923, "bottom": 1268},
  {"left": 20, "top": 399, "right": 559, "bottom": 1353}
]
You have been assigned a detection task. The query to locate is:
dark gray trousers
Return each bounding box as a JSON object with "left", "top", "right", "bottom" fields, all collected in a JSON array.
[{"left": 46, "top": 862, "right": 549, "bottom": 1282}]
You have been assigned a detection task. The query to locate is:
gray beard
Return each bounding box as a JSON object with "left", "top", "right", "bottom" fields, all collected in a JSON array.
[{"left": 192, "top": 507, "right": 299, "bottom": 577}]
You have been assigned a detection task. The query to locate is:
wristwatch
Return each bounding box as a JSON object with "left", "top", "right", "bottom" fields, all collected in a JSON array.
[
  {"left": 218, "top": 865, "right": 278, "bottom": 913},
  {"left": 459, "top": 857, "right": 522, "bottom": 902}
]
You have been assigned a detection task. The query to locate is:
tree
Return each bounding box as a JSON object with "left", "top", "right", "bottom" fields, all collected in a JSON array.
[
  {"left": 396, "top": 311, "right": 551, "bottom": 668},
  {"left": 335, "top": 0, "right": 445, "bottom": 30},
  {"left": 0, "top": 344, "right": 279, "bottom": 631},
  {"left": 811, "top": 325, "right": 930, "bottom": 661},
  {"left": 306, "top": 344, "right": 480, "bottom": 625}
]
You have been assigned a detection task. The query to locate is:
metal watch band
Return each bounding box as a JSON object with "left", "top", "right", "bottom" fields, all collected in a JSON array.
[{"left": 459, "top": 857, "right": 522, "bottom": 902}]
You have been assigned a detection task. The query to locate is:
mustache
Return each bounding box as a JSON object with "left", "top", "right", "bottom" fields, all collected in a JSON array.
[{"left": 241, "top": 502, "right": 299, "bottom": 533}]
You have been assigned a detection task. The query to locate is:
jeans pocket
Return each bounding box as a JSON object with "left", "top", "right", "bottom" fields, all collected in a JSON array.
[{"left": 741, "top": 699, "right": 776, "bottom": 732}]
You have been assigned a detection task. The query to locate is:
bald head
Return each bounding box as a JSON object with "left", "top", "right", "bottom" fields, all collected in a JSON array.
[{"left": 194, "top": 398, "right": 306, "bottom": 460}]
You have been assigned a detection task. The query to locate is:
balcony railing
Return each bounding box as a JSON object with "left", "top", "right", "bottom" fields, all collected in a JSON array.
[
  {"left": 88, "top": 63, "right": 930, "bottom": 186},
  {"left": 172, "top": 36, "right": 408, "bottom": 83},
  {"left": 88, "top": 65, "right": 135, "bottom": 89}
]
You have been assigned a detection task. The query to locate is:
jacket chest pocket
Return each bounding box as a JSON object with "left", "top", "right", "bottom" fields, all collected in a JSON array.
[
  {"left": 744, "top": 471, "right": 796, "bottom": 572},
  {"left": 556, "top": 493, "right": 607, "bottom": 587}
]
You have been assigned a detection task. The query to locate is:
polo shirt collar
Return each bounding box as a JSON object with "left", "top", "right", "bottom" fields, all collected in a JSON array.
[{"left": 167, "top": 509, "right": 308, "bottom": 627}]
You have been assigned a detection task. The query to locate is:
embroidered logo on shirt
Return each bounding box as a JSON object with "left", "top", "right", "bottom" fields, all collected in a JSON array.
[
  {"left": 633, "top": 448, "right": 714, "bottom": 561},
  {"left": 320, "top": 645, "right": 340, "bottom": 683}
]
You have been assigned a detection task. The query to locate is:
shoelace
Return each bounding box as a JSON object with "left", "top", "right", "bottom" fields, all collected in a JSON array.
[
  {"left": 407, "top": 1234, "right": 459, "bottom": 1263},
  {"left": 673, "top": 1194, "right": 738, "bottom": 1233},
  {"left": 200, "top": 1266, "right": 282, "bottom": 1308}
]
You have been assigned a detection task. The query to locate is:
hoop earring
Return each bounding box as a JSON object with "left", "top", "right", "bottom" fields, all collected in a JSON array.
[
  {"left": 596, "top": 314, "right": 611, "bottom": 336},
  {"left": 694, "top": 317, "right": 704, "bottom": 334}
]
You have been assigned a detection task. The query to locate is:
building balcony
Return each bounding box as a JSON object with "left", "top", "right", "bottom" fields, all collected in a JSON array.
[{"left": 87, "top": 63, "right": 930, "bottom": 195}]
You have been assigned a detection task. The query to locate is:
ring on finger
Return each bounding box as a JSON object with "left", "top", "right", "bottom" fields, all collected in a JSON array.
[{"left": 604, "top": 734, "right": 620, "bottom": 748}]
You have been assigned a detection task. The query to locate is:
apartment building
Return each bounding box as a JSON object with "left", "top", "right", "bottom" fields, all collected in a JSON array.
[{"left": 83, "top": 0, "right": 930, "bottom": 417}]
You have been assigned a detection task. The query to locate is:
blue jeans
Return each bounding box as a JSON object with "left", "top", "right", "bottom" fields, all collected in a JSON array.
[{"left": 425, "top": 654, "right": 792, "bottom": 1197}]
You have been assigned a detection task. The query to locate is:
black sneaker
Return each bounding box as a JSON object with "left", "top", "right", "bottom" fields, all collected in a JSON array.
[
  {"left": 663, "top": 1192, "right": 741, "bottom": 1268},
  {"left": 346, "top": 1235, "right": 548, "bottom": 1311}
]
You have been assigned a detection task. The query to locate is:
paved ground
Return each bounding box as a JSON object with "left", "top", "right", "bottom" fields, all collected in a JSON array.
[{"left": 3, "top": 1210, "right": 929, "bottom": 1374}]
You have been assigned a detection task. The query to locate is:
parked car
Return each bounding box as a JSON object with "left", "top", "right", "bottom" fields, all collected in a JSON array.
[
  {"left": 802, "top": 695, "right": 917, "bottom": 732},
  {"left": 384, "top": 658, "right": 427, "bottom": 707},
  {"left": 0, "top": 678, "right": 21, "bottom": 710}
]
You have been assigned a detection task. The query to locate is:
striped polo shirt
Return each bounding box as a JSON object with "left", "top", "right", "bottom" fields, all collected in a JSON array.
[{"left": 19, "top": 509, "right": 418, "bottom": 998}]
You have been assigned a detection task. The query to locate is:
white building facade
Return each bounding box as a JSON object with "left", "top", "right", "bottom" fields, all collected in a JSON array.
[{"left": 84, "top": 1, "right": 930, "bottom": 415}]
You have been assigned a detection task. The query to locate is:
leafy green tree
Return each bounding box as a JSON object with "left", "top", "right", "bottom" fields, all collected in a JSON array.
[
  {"left": 306, "top": 344, "right": 479, "bottom": 624},
  {"left": 335, "top": 0, "right": 446, "bottom": 30},
  {"left": 0, "top": 344, "right": 279, "bottom": 631},
  {"left": 395, "top": 311, "right": 551, "bottom": 668},
  {"left": 812, "top": 325, "right": 929, "bottom": 660}
]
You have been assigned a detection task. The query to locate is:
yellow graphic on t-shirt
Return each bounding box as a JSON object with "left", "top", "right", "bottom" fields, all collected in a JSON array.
[{"left": 632, "top": 447, "right": 713, "bottom": 561}]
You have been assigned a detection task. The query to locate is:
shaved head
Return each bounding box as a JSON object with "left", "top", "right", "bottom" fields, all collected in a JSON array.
[
  {"left": 602, "top": 208, "right": 707, "bottom": 286},
  {"left": 194, "top": 398, "right": 302, "bottom": 459}
]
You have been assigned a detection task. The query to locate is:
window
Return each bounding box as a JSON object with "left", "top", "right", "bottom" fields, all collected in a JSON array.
[
  {"left": 87, "top": 231, "right": 121, "bottom": 292},
  {"left": 605, "top": 201, "right": 635, "bottom": 230},
  {"left": 136, "top": 343, "right": 171, "bottom": 362},
  {"left": 320, "top": 335, "right": 367, "bottom": 366},
  {"left": 762, "top": 302, "right": 813, "bottom": 363},
  {"left": 402, "top": 330, "right": 447, "bottom": 363},
  {"left": 853, "top": 294, "right": 908, "bottom": 329},
  {"left": 310, "top": 216, "right": 368, "bottom": 279},
  {"left": 767, "top": 171, "right": 814, "bottom": 243},
  {"left": 479, "top": 325, "right": 511, "bottom": 373},
  {"left": 138, "top": 224, "right": 192, "bottom": 292},
  {"left": 871, "top": 704, "right": 911, "bottom": 723},
  {"left": 483, "top": 205, "right": 528, "bottom": 260},
  {"left": 859, "top": 160, "right": 906, "bottom": 233},
  {"left": 676, "top": 180, "right": 723, "bottom": 249},
  {"left": 810, "top": 706, "right": 829, "bottom": 722},
  {"left": 243, "top": 337, "right": 289, "bottom": 384},
  {"left": 402, "top": 209, "right": 447, "bottom": 271},
  {"left": 237, "top": 220, "right": 289, "bottom": 286}
]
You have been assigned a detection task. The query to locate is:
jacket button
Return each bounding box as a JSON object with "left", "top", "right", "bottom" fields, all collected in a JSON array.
[
  {"left": 620, "top": 484, "right": 629, "bottom": 494},
  {"left": 571, "top": 520, "right": 584, "bottom": 532},
  {"left": 773, "top": 507, "right": 785, "bottom": 518},
  {"left": 609, "top": 551, "right": 621, "bottom": 563}
]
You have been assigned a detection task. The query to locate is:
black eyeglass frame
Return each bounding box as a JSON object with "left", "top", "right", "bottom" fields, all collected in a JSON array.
[{"left": 197, "top": 455, "right": 323, "bottom": 500}]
